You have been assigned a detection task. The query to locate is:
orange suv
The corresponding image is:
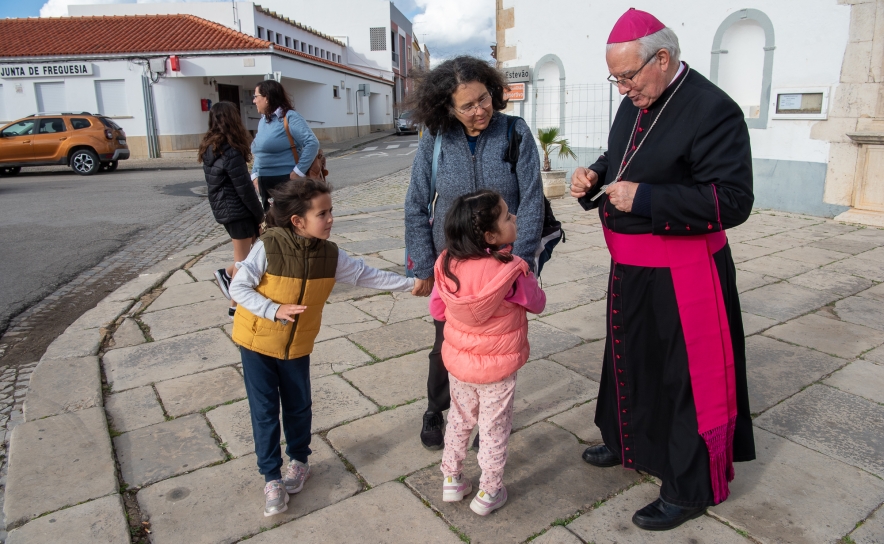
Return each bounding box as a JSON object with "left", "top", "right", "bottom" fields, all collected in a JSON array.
[{"left": 0, "top": 112, "right": 130, "bottom": 176}]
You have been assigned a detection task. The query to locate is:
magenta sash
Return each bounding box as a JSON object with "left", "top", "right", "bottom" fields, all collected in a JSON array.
[{"left": 603, "top": 228, "right": 737, "bottom": 504}]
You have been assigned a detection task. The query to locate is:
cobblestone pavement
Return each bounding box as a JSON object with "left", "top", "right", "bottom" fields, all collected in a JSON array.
[{"left": 4, "top": 167, "right": 884, "bottom": 543}]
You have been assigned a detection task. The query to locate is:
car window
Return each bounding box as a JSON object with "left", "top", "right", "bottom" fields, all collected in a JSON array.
[
  {"left": 71, "top": 118, "right": 91, "bottom": 130},
  {"left": 1, "top": 120, "right": 36, "bottom": 137},
  {"left": 97, "top": 117, "right": 122, "bottom": 130},
  {"left": 38, "top": 118, "right": 67, "bottom": 134},
  {"left": 400, "top": 112, "right": 411, "bottom": 119}
]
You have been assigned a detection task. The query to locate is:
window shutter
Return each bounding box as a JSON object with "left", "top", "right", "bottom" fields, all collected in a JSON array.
[
  {"left": 36, "top": 82, "right": 66, "bottom": 113},
  {"left": 95, "top": 80, "right": 128, "bottom": 116}
]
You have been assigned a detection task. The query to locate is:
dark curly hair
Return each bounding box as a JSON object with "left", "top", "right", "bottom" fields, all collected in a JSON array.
[
  {"left": 265, "top": 178, "right": 332, "bottom": 232},
  {"left": 197, "top": 101, "right": 252, "bottom": 163},
  {"left": 256, "top": 80, "right": 294, "bottom": 121},
  {"left": 407, "top": 56, "right": 508, "bottom": 136},
  {"left": 441, "top": 189, "right": 513, "bottom": 293}
]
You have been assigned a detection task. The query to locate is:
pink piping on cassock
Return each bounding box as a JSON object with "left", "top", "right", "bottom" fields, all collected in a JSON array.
[{"left": 603, "top": 228, "right": 737, "bottom": 504}]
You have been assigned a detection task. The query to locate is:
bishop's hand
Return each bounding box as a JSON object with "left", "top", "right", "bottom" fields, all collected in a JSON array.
[
  {"left": 570, "top": 167, "right": 599, "bottom": 199},
  {"left": 606, "top": 181, "right": 638, "bottom": 213}
]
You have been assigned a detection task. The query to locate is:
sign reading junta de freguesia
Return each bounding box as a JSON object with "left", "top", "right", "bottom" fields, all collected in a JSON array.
[{"left": 0, "top": 62, "right": 94, "bottom": 79}]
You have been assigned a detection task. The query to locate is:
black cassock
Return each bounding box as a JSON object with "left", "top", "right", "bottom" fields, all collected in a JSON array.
[{"left": 579, "top": 64, "right": 756, "bottom": 507}]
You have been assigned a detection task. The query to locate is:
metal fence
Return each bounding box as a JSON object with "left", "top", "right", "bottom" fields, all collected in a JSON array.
[{"left": 510, "top": 83, "right": 619, "bottom": 177}]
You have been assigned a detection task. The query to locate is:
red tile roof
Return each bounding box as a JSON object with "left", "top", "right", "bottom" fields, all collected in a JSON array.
[
  {"left": 0, "top": 15, "right": 267, "bottom": 57},
  {"left": 0, "top": 15, "right": 391, "bottom": 83}
]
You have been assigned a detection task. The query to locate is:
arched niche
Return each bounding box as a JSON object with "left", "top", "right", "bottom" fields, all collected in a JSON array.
[
  {"left": 531, "top": 54, "right": 566, "bottom": 134},
  {"left": 710, "top": 9, "right": 775, "bottom": 129}
]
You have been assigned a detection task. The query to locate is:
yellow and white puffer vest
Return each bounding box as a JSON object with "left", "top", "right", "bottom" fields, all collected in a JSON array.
[{"left": 232, "top": 228, "right": 338, "bottom": 359}]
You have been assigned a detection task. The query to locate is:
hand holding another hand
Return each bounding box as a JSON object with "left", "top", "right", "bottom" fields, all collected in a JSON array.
[{"left": 412, "top": 276, "right": 434, "bottom": 297}]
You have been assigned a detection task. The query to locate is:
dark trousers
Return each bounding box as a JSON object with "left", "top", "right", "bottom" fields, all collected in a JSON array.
[
  {"left": 240, "top": 347, "right": 312, "bottom": 482},
  {"left": 427, "top": 319, "right": 450, "bottom": 413},
  {"left": 258, "top": 174, "right": 291, "bottom": 212}
]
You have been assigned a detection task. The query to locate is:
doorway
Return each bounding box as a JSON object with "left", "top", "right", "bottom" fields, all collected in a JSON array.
[{"left": 218, "top": 84, "right": 240, "bottom": 113}]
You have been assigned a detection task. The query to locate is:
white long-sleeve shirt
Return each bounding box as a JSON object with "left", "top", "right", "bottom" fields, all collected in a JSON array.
[{"left": 230, "top": 240, "right": 414, "bottom": 321}]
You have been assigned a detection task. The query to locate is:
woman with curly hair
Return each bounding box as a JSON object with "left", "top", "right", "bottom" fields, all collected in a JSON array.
[
  {"left": 199, "top": 101, "right": 265, "bottom": 317},
  {"left": 404, "top": 55, "right": 544, "bottom": 451}
]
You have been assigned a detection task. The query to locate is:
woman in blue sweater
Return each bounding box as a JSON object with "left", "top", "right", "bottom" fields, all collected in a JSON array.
[{"left": 251, "top": 80, "right": 320, "bottom": 210}]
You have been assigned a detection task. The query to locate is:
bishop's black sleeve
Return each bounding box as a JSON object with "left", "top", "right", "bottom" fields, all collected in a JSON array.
[
  {"left": 578, "top": 151, "right": 610, "bottom": 211},
  {"left": 648, "top": 96, "right": 754, "bottom": 234}
]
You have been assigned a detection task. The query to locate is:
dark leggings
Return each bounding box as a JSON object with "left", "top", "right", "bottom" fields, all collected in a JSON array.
[
  {"left": 258, "top": 174, "right": 291, "bottom": 212},
  {"left": 427, "top": 319, "right": 450, "bottom": 413}
]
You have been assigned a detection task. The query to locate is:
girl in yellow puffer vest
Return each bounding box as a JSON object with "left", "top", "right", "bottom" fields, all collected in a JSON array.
[
  {"left": 430, "top": 190, "right": 546, "bottom": 516},
  {"left": 229, "top": 179, "right": 414, "bottom": 517}
]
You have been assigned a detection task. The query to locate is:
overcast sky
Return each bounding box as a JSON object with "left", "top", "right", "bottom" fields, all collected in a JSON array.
[{"left": 2, "top": 0, "right": 494, "bottom": 65}]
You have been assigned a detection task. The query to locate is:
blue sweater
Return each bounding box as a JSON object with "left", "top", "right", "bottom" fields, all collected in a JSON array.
[{"left": 250, "top": 109, "right": 319, "bottom": 178}]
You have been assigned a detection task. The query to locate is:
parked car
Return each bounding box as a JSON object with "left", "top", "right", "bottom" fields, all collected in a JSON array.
[
  {"left": 395, "top": 111, "right": 418, "bottom": 135},
  {"left": 0, "top": 112, "right": 130, "bottom": 176}
]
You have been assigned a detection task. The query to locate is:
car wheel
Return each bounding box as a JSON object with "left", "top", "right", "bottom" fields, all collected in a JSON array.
[
  {"left": 101, "top": 160, "right": 119, "bottom": 172},
  {"left": 0, "top": 167, "right": 22, "bottom": 176},
  {"left": 70, "top": 149, "right": 100, "bottom": 176}
]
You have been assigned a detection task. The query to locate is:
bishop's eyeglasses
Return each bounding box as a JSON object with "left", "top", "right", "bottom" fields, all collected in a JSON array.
[{"left": 607, "top": 54, "right": 657, "bottom": 88}]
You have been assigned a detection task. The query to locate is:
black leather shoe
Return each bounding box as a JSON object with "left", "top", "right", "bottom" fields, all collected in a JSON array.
[
  {"left": 581, "top": 444, "right": 620, "bottom": 467},
  {"left": 420, "top": 411, "right": 444, "bottom": 450},
  {"left": 632, "top": 498, "right": 706, "bottom": 531}
]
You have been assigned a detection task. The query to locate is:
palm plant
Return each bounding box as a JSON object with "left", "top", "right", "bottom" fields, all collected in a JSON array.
[{"left": 537, "top": 127, "right": 577, "bottom": 172}]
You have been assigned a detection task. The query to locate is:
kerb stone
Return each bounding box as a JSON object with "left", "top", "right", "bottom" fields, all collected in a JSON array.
[
  {"left": 105, "top": 386, "right": 166, "bottom": 434},
  {"left": 246, "top": 482, "right": 460, "bottom": 544},
  {"left": 103, "top": 328, "right": 239, "bottom": 391},
  {"left": 111, "top": 317, "right": 146, "bottom": 349},
  {"left": 140, "top": 299, "right": 232, "bottom": 340},
  {"left": 23, "top": 356, "right": 102, "bottom": 421},
  {"left": 3, "top": 407, "right": 117, "bottom": 530},
  {"left": 6, "top": 495, "right": 129, "bottom": 544},
  {"left": 145, "top": 281, "right": 225, "bottom": 313},
  {"left": 40, "top": 327, "right": 102, "bottom": 361},
  {"left": 114, "top": 414, "right": 225, "bottom": 487},
  {"left": 136, "top": 440, "right": 360, "bottom": 544},
  {"left": 406, "top": 422, "right": 639, "bottom": 544}
]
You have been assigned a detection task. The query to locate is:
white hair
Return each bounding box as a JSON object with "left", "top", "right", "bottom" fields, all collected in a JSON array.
[{"left": 607, "top": 27, "right": 681, "bottom": 64}]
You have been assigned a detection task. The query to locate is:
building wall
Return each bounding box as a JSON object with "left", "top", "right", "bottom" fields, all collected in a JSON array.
[{"left": 499, "top": 0, "right": 854, "bottom": 216}]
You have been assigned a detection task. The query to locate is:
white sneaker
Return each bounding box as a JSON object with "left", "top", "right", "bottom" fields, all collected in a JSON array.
[
  {"left": 470, "top": 486, "right": 507, "bottom": 516},
  {"left": 442, "top": 474, "right": 473, "bottom": 502},
  {"left": 283, "top": 460, "right": 310, "bottom": 494},
  {"left": 263, "top": 480, "right": 289, "bottom": 517}
]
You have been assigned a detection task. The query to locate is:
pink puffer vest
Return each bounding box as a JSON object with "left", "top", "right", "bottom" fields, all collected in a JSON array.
[{"left": 434, "top": 251, "right": 530, "bottom": 384}]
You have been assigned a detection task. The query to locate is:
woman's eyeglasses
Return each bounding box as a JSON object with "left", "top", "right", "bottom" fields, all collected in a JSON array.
[{"left": 453, "top": 94, "right": 492, "bottom": 117}]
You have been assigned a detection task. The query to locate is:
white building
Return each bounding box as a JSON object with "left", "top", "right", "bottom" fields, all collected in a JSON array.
[
  {"left": 496, "top": 0, "right": 884, "bottom": 224},
  {"left": 0, "top": 10, "right": 394, "bottom": 159}
]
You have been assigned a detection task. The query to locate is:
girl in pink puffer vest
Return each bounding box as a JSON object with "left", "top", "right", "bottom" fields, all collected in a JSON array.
[{"left": 429, "top": 189, "right": 546, "bottom": 516}]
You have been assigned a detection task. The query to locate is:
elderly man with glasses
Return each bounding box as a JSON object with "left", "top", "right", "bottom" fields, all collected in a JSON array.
[{"left": 570, "top": 8, "right": 756, "bottom": 531}]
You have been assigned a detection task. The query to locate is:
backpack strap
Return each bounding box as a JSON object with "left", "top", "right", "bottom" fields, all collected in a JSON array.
[
  {"left": 429, "top": 133, "right": 442, "bottom": 222},
  {"left": 503, "top": 115, "right": 522, "bottom": 174}
]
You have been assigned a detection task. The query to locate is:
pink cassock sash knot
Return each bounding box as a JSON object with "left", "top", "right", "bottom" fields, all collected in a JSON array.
[{"left": 603, "top": 227, "right": 737, "bottom": 504}]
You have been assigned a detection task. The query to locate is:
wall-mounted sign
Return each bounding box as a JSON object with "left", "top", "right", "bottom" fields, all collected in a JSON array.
[
  {"left": 503, "top": 65, "right": 530, "bottom": 83},
  {"left": 0, "top": 62, "right": 94, "bottom": 79},
  {"left": 504, "top": 83, "right": 525, "bottom": 102},
  {"left": 771, "top": 87, "right": 829, "bottom": 120}
]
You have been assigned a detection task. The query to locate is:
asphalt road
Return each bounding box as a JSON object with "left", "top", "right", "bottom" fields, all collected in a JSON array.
[{"left": 0, "top": 133, "right": 417, "bottom": 336}]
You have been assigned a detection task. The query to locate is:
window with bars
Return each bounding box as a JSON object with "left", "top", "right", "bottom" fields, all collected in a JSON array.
[{"left": 370, "top": 27, "right": 386, "bottom": 51}]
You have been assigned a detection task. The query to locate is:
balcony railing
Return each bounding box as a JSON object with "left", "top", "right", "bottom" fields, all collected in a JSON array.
[{"left": 392, "top": 51, "right": 399, "bottom": 64}]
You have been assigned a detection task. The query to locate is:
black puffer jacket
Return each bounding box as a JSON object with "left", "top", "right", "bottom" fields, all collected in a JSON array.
[{"left": 202, "top": 144, "right": 264, "bottom": 225}]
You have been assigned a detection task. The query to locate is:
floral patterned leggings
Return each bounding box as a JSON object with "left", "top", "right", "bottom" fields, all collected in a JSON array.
[{"left": 440, "top": 372, "right": 518, "bottom": 495}]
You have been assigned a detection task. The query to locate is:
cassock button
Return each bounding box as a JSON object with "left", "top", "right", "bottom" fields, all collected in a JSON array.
[
  {"left": 622, "top": 409, "right": 627, "bottom": 413},
  {"left": 613, "top": 310, "right": 619, "bottom": 314},
  {"left": 616, "top": 354, "right": 621, "bottom": 359},
  {"left": 613, "top": 325, "right": 620, "bottom": 330},
  {"left": 708, "top": 223, "right": 713, "bottom": 230},
  {"left": 620, "top": 382, "right": 625, "bottom": 387},
  {"left": 621, "top": 396, "right": 626, "bottom": 400},
  {"left": 628, "top": 459, "right": 633, "bottom": 464},
  {"left": 625, "top": 447, "right": 630, "bottom": 451},
  {"left": 617, "top": 368, "right": 623, "bottom": 373},
  {"left": 642, "top": 109, "right": 649, "bottom": 114},
  {"left": 638, "top": 127, "right": 643, "bottom": 132},
  {"left": 624, "top": 434, "right": 629, "bottom": 438},
  {"left": 615, "top": 339, "right": 621, "bottom": 344},
  {"left": 632, "top": 145, "right": 637, "bottom": 150},
  {"left": 686, "top": 225, "right": 691, "bottom": 231}
]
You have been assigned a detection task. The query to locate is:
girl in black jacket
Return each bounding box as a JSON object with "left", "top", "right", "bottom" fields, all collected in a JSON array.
[{"left": 199, "top": 101, "right": 265, "bottom": 317}]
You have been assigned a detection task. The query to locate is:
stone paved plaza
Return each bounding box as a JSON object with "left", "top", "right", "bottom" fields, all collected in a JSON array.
[{"left": 4, "top": 168, "right": 884, "bottom": 543}]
